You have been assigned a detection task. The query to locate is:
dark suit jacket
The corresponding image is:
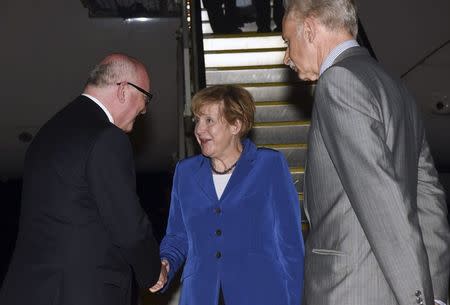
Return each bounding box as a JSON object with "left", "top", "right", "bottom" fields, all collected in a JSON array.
[
  {"left": 0, "top": 96, "right": 161, "bottom": 305},
  {"left": 160, "top": 139, "right": 304, "bottom": 305}
]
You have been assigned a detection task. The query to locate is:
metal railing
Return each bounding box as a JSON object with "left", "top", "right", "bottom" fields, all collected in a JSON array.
[{"left": 178, "top": 0, "right": 206, "bottom": 159}]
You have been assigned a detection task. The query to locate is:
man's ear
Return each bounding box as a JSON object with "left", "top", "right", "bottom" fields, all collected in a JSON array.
[
  {"left": 231, "top": 119, "right": 242, "bottom": 135},
  {"left": 302, "top": 17, "right": 316, "bottom": 43},
  {"left": 116, "top": 82, "right": 126, "bottom": 104}
]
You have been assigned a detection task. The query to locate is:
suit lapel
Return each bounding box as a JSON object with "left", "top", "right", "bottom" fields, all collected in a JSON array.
[
  {"left": 195, "top": 139, "right": 257, "bottom": 203},
  {"left": 195, "top": 157, "right": 220, "bottom": 202},
  {"left": 219, "top": 139, "right": 257, "bottom": 202},
  {"left": 78, "top": 95, "right": 112, "bottom": 124}
]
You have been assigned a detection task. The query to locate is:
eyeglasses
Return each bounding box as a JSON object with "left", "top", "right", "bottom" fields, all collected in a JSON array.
[{"left": 117, "top": 81, "right": 153, "bottom": 105}]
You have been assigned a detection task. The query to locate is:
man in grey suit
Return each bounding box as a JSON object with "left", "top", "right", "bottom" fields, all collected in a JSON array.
[{"left": 282, "top": 0, "right": 450, "bottom": 304}]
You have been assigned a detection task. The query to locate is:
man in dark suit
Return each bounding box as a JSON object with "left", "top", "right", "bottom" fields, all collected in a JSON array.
[
  {"left": 254, "top": 0, "right": 283, "bottom": 32},
  {"left": 0, "top": 53, "right": 167, "bottom": 305},
  {"left": 282, "top": 0, "right": 450, "bottom": 305},
  {"left": 203, "top": 0, "right": 241, "bottom": 33}
]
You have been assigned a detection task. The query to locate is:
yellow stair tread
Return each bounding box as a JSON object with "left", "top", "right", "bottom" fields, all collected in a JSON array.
[
  {"left": 254, "top": 120, "right": 310, "bottom": 127},
  {"left": 257, "top": 143, "right": 307, "bottom": 149},
  {"left": 290, "top": 167, "right": 305, "bottom": 174},
  {"left": 205, "top": 47, "right": 285, "bottom": 54},
  {"left": 203, "top": 32, "right": 282, "bottom": 39},
  {"left": 206, "top": 64, "right": 287, "bottom": 71}
]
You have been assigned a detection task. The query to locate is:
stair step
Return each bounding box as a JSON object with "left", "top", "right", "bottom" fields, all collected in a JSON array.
[
  {"left": 202, "top": 21, "right": 278, "bottom": 35},
  {"left": 204, "top": 48, "right": 285, "bottom": 67},
  {"left": 258, "top": 143, "right": 307, "bottom": 168},
  {"left": 241, "top": 82, "right": 315, "bottom": 102},
  {"left": 250, "top": 121, "right": 310, "bottom": 145},
  {"left": 205, "top": 66, "right": 299, "bottom": 85},
  {"left": 201, "top": 9, "right": 208, "bottom": 21},
  {"left": 255, "top": 101, "right": 312, "bottom": 122},
  {"left": 203, "top": 34, "right": 283, "bottom": 51}
]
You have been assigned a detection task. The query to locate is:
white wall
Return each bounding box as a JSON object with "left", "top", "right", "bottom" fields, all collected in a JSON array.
[{"left": 0, "top": 0, "right": 181, "bottom": 178}]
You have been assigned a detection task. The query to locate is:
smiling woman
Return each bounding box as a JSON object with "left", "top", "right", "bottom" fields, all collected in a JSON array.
[
  {"left": 158, "top": 85, "right": 305, "bottom": 305},
  {"left": 191, "top": 85, "right": 254, "bottom": 171}
]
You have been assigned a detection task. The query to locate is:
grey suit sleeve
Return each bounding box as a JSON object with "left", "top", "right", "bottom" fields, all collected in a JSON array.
[
  {"left": 416, "top": 137, "right": 450, "bottom": 301},
  {"left": 315, "top": 66, "right": 436, "bottom": 305},
  {"left": 86, "top": 126, "right": 161, "bottom": 289}
]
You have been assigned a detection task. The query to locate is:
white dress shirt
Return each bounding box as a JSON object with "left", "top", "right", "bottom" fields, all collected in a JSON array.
[{"left": 82, "top": 93, "right": 114, "bottom": 124}]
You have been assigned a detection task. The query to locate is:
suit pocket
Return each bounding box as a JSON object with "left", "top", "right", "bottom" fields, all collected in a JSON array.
[
  {"left": 307, "top": 248, "right": 349, "bottom": 279},
  {"left": 96, "top": 268, "right": 131, "bottom": 305},
  {"left": 312, "top": 248, "right": 347, "bottom": 256}
]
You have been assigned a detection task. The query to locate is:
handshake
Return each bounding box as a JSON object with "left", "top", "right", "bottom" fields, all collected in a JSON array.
[{"left": 149, "top": 259, "right": 170, "bottom": 293}]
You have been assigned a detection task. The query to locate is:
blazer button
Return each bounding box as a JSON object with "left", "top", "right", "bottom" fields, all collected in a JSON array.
[
  {"left": 214, "top": 207, "right": 222, "bottom": 214},
  {"left": 215, "top": 229, "right": 222, "bottom": 236},
  {"left": 416, "top": 297, "right": 422, "bottom": 304},
  {"left": 415, "top": 290, "right": 422, "bottom": 297},
  {"left": 216, "top": 251, "right": 222, "bottom": 258}
]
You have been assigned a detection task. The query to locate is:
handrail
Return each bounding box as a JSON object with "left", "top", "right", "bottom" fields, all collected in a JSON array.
[
  {"left": 190, "top": 0, "right": 206, "bottom": 92},
  {"left": 179, "top": 0, "right": 206, "bottom": 157},
  {"left": 401, "top": 39, "right": 450, "bottom": 79}
]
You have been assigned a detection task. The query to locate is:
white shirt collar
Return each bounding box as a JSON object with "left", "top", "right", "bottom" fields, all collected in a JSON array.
[
  {"left": 82, "top": 93, "right": 114, "bottom": 124},
  {"left": 319, "top": 39, "right": 359, "bottom": 76}
]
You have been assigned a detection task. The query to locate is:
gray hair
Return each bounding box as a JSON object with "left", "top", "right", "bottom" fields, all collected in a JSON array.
[
  {"left": 284, "top": 0, "right": 358, "bottom": 37},
  {"left": 86, "top": 57, "right": 137, "bottom": 87}
]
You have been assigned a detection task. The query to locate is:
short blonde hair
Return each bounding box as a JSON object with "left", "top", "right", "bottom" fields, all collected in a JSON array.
[{"left": 191, "top": 85, "right": 256, "bottom": 139}]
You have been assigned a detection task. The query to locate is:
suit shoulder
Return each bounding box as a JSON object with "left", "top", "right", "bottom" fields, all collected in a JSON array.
[
  {"left": 256, "top": 146, "right": 284, "bottom": 162},
  {"left": 89, "top": 125, "right": 131, "bottom": 157},
  {"left": 176, "top": 154, "right": 204, "bottom": 171},
  {"left": 328, "top": 53, "right": 392, "bottom": 86}
]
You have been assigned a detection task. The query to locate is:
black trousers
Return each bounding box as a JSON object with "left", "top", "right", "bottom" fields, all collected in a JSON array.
[
  {"left": 202, "top": 0, "right": 239, "bottom": 33},
  {"left": 254, "top": 0, "right": 284, "bottom": 30}
]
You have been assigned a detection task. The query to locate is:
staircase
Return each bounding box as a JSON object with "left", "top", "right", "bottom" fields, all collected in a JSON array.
[{"left": 199, "top": 3, "right": 314, "bottom": 231}]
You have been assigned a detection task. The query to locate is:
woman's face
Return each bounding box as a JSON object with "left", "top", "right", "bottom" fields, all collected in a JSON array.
[{"left": 194, "top": 103, "right": 240, "bottom": 160}]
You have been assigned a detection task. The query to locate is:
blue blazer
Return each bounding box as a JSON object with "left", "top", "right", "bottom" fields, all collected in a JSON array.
[{"left": 161, "top": 139, "right": 304, "bottom": 305}]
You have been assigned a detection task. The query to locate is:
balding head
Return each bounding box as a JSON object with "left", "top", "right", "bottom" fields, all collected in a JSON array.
[
  {"left": 84, "top": 53, "right": 151, "bottom": 133},
  {"left": 284, "top": 0, "right": 358, "bottom": 38},
  {"left": 86, "top": 53, "right": 146, "bottom": 88}
]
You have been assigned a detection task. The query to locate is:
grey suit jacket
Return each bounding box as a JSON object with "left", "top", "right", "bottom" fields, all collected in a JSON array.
[{"left": 303, "top": 46, "right": 450, "bottom": 305}]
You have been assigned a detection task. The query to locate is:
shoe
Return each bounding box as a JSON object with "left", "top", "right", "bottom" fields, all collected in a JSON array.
[{"left": 229, "top": 28, "right": 243, "bottom": 34}]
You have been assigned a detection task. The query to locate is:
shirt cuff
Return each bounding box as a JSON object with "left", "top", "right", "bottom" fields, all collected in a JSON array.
[{"left": 434, "top": 299, "right": 446, "bottom": 305}]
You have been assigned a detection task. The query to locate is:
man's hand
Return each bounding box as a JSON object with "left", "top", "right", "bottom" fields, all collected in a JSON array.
[{"left": 148, "top": 260, "right": 170, "bottom": 293}]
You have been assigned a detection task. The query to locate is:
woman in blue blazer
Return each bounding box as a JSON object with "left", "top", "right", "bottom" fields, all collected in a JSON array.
[{"left": 159, "top": 85, "right": 304, "bottom": 305}]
